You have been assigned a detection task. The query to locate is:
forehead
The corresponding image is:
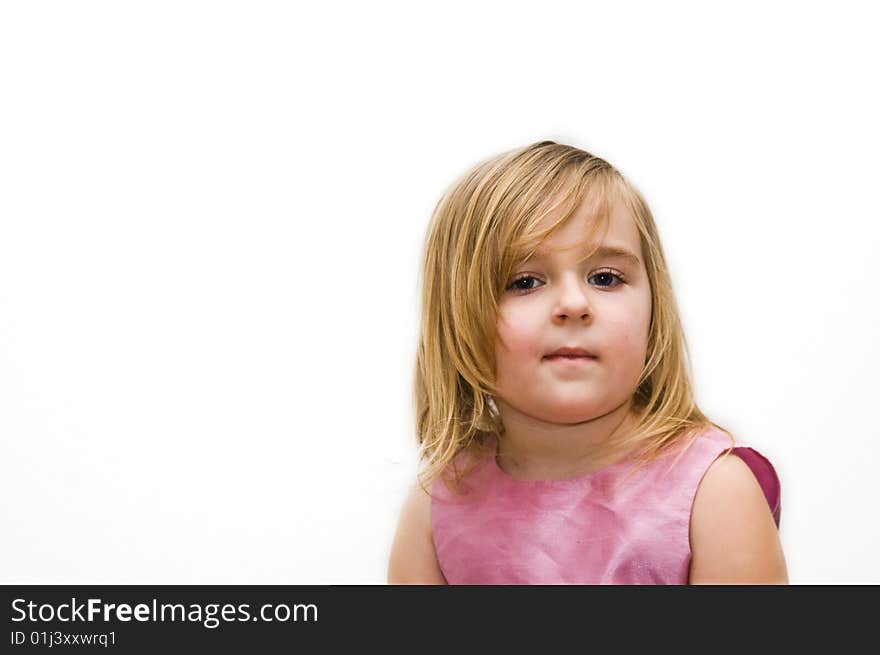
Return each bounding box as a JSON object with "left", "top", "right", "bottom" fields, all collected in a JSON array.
[{"left": 530, "top": 197, "right": 643, "bottom": 261}]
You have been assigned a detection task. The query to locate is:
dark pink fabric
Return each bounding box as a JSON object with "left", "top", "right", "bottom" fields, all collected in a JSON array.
[
  {"left": 732, "top": 446, "right": 781, "bottom": 527},
  {"left": 430, "top": 427, "right": 781, "bottom": 584}
]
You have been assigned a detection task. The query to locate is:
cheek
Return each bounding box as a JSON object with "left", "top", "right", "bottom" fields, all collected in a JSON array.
[
  {"left": 495, "top": 307, "right": 544, "bottom": 364},
  {"left": 604, "top": 300, "right": 652, "bottom": 361}
]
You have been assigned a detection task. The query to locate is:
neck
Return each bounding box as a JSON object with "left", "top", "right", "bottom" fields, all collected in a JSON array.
[{"left": 493, "top": 397, "right": 637, "bottom": 480}]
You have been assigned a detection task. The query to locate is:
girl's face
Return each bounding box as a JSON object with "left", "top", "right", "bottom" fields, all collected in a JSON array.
[{"left": 494, "top": 198, "right": 652, "bottom": 424}]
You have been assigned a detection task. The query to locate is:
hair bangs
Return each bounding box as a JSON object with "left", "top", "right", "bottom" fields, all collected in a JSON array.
[{"left": 501, "top": 168, "right": 622, "bottom": 291}]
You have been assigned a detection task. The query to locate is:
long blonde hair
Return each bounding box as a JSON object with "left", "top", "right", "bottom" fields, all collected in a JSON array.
[{"left": 413, "top": 140, "right": 733, "bottom": 495}]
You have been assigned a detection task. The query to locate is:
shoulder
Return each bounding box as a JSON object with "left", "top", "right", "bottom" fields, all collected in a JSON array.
[
  {"left": 688, "top": 451, "right": 789, "bottom": 584},
  {"left": 387, "top": 480, "right": 448, "bottom": 584}
]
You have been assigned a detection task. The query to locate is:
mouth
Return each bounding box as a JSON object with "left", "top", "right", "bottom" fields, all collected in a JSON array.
[{"left": 544, "top": 347, "right": 597, "bottom": 360}]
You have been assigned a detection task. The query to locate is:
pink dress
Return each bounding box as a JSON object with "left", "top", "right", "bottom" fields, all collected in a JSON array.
[{"left": 430, "top": 427, "right": 781, "bottom": 584}]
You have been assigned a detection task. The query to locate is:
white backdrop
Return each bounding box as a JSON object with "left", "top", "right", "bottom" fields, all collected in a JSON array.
[{"left": 1, "top": 1, "right": 877, "bottom": 584}]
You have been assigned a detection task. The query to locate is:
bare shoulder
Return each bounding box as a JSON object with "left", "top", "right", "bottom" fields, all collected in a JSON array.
[
  {"left": 688, "top": 452, "right": 789, "bottom": 584},
  {"left": 387, "top": 480, "right": 448, "bottom": 585}
]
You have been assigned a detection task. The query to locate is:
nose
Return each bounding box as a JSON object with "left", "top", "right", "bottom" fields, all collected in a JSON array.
[{"left": 552, "top": 274, "right": 592, "bottom": 322}]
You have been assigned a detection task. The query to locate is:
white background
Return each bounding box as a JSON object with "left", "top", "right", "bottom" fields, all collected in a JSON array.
[{"left": 1, "top": 1, "right": 877, "bottom": 584}]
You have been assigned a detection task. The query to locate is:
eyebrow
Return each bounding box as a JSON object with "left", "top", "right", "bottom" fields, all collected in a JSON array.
[{"left": 529, "top": 245, "right": 642, "bottom": 266}]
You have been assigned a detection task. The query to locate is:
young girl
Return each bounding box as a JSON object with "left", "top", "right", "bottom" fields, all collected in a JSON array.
[{"left": 388, "top": 141, "right": 788, "bottom": 585}]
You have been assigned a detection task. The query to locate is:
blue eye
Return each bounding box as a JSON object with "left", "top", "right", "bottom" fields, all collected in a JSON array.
[
  {"left": 588, "top": 270, "right": 625, "bottom": 288},
  {"left": 507, "top": 275, "right": 542, "bottom": 292}
]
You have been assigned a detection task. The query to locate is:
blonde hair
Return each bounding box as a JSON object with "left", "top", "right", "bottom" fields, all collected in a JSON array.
[{"left": 413, "top": 140, "right": 734, "bottom": 495}]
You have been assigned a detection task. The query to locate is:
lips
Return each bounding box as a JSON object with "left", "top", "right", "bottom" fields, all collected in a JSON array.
[{"left": 544, "top": 347, "right": 597, "bottom": 359}]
